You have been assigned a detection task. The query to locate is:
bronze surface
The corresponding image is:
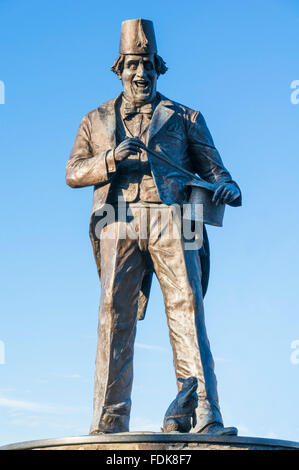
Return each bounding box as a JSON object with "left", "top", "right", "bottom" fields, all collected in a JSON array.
[{"left": 66, "top": 18, "right": 242, "bottom": 435}]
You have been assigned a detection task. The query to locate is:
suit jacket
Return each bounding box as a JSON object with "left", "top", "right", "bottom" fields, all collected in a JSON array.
[{"left": 66, "top": 93, "right": 241, "bottom": 319}]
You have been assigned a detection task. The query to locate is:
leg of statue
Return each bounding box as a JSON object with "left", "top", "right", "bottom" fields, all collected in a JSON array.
[
  {"left": 89, "top": 220, "right": 146, "bottom": 434},
  {"left": 148, "top": 207, "right": 223, "bottom": 432}
]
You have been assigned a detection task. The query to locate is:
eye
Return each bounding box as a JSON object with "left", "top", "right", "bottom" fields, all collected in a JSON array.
[
  {"left": 128, "top": 62, "right": 138, "bottom": 70},
  {"left": 144, "top": 62, "right": 154, "bottom": 71}
]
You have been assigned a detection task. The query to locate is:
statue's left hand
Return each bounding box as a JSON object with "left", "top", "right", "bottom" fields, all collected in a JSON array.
[{"left": 212, "top": 182, "right": 240, "bottom": 206}]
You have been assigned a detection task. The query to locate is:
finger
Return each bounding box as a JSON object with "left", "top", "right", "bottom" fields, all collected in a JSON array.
[
  {"left": 119, "top": 139, "right": 145, "bottom": 153},
  {"left": 132, "top": 136, "right": 143, "bottom": 143},
  {"left": 216, "top": 195, "right": 224, "bottom": 206},
  {"left": 219, "top": 189, "right": 231, "bottom": 205},
  {"left": 118, "top": 138, "right": 140, "bottom": 148},
  {"left": 123, "top": 139, "right": 143, "bottom": 146},
  {"left": 131, "top": 141, "right": 144, "bottom": 151},
  {"left": 128, "top": 146, "right": 142, "bottom": 154},
  {"left": 127, "top": 137, "right": 143, "bottom": 146},
  {"left": 219, "top": 186, "right": 229, "bottom": 199},
  {"left": 220, "top": 186, "right": 233, "bottom": 204},
  {"left": 212, "top": 184, "right": 225, "bottom": 203},
  {"left": 119, "top": 139, "right": 139, "bottom": 147},
  {"left": 222, "top": 190, "right": 234, "bottom": 204},
  {"left": 124, "top": 151, "right": 138, "bottom": 156},
  {"left": 129, "top": 138, "right": 146, "bottom": 150},
  {"left": 212, "top": 184, "right": 226, "bottom": 204},
  {"left": 216, "top": 188, "right": 230, "bottom": 206},
  {"left": 118, "top": 150, "right": 138, "bottom": 160},
  {"left": 137, "top": 141, "right": 146, "bottom": 150},
  {"left": 123, "top": 147, "right": 139, "bottom": 154},
  {"left": 229, "top": 190, "right": 239, "bottom": 202},
  {"left": 224, "top": 188, "right": 240, "bottom": 204},
  {"left": 121, "top": 143, "right": 142, "bottom": 152},
  {"left": 116, "top": 142, "right": 129, "bottom": 152}
]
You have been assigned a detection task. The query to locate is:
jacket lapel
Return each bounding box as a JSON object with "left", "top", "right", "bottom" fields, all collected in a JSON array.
[
  {"left": 147, "top": 94, "right": 175, "bottom": 144},
  {"left": 97, "top": 93, "right": 175, "bottom": 147},
  {"left": 97, "top": 94, "right": 121, "bottom": 147}
]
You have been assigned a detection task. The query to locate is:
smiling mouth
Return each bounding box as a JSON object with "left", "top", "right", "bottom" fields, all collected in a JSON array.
[{"left": 133, "top": 80, "right": 151, "bottom": 93}]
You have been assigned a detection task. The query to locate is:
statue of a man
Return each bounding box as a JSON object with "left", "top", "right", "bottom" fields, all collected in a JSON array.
[{"left": 66, "top": 19, "right": 241, "bottom": 436}]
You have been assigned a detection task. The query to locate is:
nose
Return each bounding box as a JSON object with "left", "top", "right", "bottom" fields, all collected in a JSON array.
[{"left": 136, "top": 61, "right": 145, "bottom": 77}]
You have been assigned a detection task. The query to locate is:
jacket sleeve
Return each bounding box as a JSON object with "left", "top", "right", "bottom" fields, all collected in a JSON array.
[
  {"left": 66, "top": 114, "right": 116, "bottom": 188},
  {"left": 186, "top": 110, "right": 241, "bottom": 206}
]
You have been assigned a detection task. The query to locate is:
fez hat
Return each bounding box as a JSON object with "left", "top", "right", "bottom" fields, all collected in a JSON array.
[{"left": 119, "top": 18, "right": 157, "bottom": 55}]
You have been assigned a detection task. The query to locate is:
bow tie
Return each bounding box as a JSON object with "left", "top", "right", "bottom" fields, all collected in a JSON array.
[{"left": 123, "top": 102, "right": 154, "bottom": 117}]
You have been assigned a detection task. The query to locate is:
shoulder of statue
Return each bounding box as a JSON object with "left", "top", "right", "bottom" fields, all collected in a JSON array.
[
  {"left": 158, "top": 93, "right": 198, "bottom": 120},
  {"left": 100, "top": 94, "right": 121, "bottom": 110},
  {"left": 84, "top": 94, "right": 121, "bottom": 118},
  {"left": 81, "top": 95, "right": 121, "bottom": 126}
]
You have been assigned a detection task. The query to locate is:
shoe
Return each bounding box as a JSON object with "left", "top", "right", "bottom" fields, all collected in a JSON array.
[{"left": 198, "top": 422, "right": 238, "bottom": 436}]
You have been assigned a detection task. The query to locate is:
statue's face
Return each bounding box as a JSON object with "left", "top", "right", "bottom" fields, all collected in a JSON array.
[{"left": 121, "top": 54, "right": 157, "bottom": 104}]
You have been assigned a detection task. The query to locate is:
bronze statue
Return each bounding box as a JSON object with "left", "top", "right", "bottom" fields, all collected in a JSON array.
[{"left": 66, "top": 18, "right": 241, "bottom": 436}]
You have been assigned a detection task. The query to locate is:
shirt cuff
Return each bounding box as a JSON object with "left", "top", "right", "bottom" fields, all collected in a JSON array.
[{"left": 105, "top": 149, "right": 117, "bottom": 173}]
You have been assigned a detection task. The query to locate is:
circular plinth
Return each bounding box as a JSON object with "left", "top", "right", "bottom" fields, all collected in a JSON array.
[{"left": 1, "top": 433, "right": 299, "bottom": 451}]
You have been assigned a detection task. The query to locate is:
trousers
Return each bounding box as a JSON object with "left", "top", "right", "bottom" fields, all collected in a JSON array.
[{"left": 89, "top": 202, "right": 223, "bottom": 433}]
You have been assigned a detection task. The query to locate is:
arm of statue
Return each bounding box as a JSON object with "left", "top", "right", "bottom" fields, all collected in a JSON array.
[
  {"left": 187, "top": 110, "right": 241, "bottom": 207},
  {"left": 66, "top": 115, "right": 113, "bottom": 188},
  {"left": 66, "top": 115, "right": 143, "bottom": 188}
]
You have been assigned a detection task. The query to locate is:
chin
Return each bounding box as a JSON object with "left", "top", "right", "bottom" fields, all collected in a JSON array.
[
  {"left": 133, "top": 89, "right": 156, "bottom": 104},
  {"left": 135, "top": 92, "right": 152, "bottom": 102},
  {"left": 127, "top": 84, "right": 155, "bottom": 104}
]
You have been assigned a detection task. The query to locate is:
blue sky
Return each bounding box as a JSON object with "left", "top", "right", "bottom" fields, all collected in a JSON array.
[{"left": 0, "top": 0, "right": 299, "bottom": 445}]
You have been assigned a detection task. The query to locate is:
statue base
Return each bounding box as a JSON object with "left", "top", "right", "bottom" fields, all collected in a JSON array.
[{"left": 1, "top": 432, "right": 299, "bottom": 450}]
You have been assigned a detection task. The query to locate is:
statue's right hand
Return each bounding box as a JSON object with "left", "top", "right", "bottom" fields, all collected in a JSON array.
[{"left": 114, "top": 137, "right": 143, "bottom": 162}]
